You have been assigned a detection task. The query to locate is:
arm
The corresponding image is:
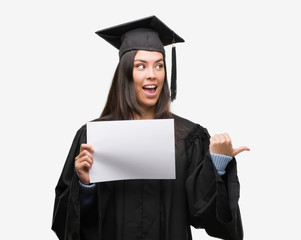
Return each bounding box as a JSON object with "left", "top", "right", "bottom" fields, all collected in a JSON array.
[
  {"left": 185, "top": 125, "right": 248, "bottom": 240},
  {"left": 78, "top": 181, "right": 98, "bottom": 236},
  {"left": 79, "top": 181, "right": 97, "bottom": 217},
  {"left": 210, "top": 153, "right": 232, "bottom": 175},
  {"left": 75, "top": 144, "right": 99, "bottom": 236},
  {"left": 52, "top": 126, "right": 87, "bottom": 240},
  {"left": 52, "top": 126, "right": 98, "bottom": 240}
]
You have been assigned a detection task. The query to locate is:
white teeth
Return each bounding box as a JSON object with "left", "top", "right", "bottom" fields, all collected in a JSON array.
[{"left": 143, "top": 85, "right": 156, "bottom": 89}]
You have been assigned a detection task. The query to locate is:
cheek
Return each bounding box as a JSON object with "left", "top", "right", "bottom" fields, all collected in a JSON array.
[
  {"left": 158, "top": 73, "right": 165, "bottom": 89},
  {"left": 132, "top": 80, "right": 140, "bottom": 94},
  {"left": 133, "top": 71, "right": 144, "bottom": 88}
]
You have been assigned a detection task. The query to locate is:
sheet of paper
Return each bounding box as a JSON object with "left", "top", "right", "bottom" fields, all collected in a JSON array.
[{"left": 87, "top": 119, "right": 175, "bottom": 183}]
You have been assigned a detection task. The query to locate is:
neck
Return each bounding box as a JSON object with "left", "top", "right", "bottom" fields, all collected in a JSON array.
[{"left": 133, "top": 109, "right": 155, "bottom": 120}]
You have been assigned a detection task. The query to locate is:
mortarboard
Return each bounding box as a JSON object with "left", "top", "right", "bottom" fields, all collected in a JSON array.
[{"left": 95, "top": 15, "right": 184, "bottom": 101}]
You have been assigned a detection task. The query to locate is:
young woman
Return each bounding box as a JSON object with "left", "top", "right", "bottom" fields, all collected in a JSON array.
[{"left": 52, "top": 16, "right": 249, "bottom": 240}]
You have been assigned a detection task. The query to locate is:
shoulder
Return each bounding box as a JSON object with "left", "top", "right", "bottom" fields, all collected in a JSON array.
[
  {"left": 72, "top": 124, "right": 87, "bottom": 144},
  {"left": 73, "top": 124, "right": 86, "bottom": 136},
  {"left": 172, "top": 114, "right": 195, "bottom": 130},
  {"left": 172, "top": 114, "right": 210, "bottom": 140},
  {"left": 75, "top": 117, "right": 107, "bottom": 138}
]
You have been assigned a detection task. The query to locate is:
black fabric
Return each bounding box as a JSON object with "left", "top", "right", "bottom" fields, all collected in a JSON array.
[
  {"left": 120, "top": 28, "right": 165, "bottom": 58},
  {"left": 52, "top": 114, "right": 243, "bottom": 240},
  {"left": 95, "top": 15, "right": 184, "bottom": 58},
  {"left": 170, "top": 45, "right": 177, "bottom": 101}
]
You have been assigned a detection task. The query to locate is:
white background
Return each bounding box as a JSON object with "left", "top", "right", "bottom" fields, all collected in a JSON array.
[{"left": 1, "top": 0, "right": 300, "bottom": 239}]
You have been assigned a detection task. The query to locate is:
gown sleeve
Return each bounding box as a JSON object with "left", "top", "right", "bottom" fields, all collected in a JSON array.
[
  {"left": 51, "top": 125, "right": 86, "bottom": 240},
  {"left": 185, "top": 124, "right": 243, "bottom": 240}
]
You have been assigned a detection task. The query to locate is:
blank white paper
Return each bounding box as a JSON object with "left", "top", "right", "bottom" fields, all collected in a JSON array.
[{"left": 87, "top": 119, "right": 175, "bottom": 183}]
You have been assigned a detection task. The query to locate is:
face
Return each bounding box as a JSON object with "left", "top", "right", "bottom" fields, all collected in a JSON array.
[{"left": 133, "top": 50, "right": 165, "bottom": 115}]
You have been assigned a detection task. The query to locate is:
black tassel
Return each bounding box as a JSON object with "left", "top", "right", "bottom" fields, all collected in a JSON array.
[{"left": 170, "top": 44, "right": 177, "bottom": 101}]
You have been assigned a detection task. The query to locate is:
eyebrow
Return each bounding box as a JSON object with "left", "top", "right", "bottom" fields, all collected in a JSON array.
[{"left": 134, "top": 58, "right": 164, "bottom": 63}]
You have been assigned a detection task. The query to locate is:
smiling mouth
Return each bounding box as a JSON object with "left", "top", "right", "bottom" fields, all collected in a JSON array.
[{"left": 142, "top": 85, "right": 157, "bottom": 95}]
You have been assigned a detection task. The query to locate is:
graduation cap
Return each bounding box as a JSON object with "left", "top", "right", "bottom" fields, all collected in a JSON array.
[{"left": 95, "top": 15, "right": 184, "bottom": 101}]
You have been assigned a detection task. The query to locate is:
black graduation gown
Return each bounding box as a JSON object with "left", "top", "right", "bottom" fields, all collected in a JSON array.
[{"left": 52, "top": 115, "right": 243, "bottom": 240}]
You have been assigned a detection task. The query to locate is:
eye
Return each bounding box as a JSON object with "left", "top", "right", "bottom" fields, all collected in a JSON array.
[
  {"left": 136, "top": 64, "right": 145, "bottom": 70},
  {"left": 155, "top": 64, "right": 164, "bottom": 70}
]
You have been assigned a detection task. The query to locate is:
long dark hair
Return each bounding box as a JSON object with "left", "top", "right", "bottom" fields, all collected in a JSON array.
[{"left": 100, "top": 50, "right": 172, "bottom": 120}]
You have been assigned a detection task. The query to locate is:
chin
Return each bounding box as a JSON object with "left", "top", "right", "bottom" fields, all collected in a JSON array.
[{"left": 139, "top": 99, "right": 158, "bottom": 109}]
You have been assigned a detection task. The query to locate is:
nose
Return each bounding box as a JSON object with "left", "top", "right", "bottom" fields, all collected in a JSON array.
[{"left": 146, "top": 66, "right": 155, "bottom": 80}]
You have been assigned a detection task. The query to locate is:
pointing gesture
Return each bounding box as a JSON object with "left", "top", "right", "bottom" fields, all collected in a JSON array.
[{"left": 210, "top": 133, "right": 250, "bottom": 157}]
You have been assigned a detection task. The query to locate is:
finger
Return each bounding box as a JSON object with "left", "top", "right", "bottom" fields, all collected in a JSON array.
[
  {"left": 220, "top": 134, "right": 226, "bottom": 143},
  {"left": 76, "top": 161, "right": 92, "bottom": 171},
  {"left": 76, "top": 150, "right": 93, "bottom": 161},
  {"left": 75, "top": 152, "right": 91, "bottom": 163},
  {"left": 80, "top": 144, "right": 94, "bottom": 153},
  {"left": 233, "top": 146, "right": 250, "bottom": 156},
  {"left": 224, "top": 133, "right": 231, "bottom": 144},
  {"left": 77, "top": 155, "right": 93, "bottom": 165},
  {"left": 214, "top": 134, "right": 225, "bottom": 143},
  {"left": 209, "top": 137, "right": 216, "bottom": 150},
  {"left": 213, "top": 134, "right": 220, "bottom": 142}
]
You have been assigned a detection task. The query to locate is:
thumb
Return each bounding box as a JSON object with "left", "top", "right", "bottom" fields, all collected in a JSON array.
[{"left": 233, "top": 146, "right": 250, "bottom": 157}]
